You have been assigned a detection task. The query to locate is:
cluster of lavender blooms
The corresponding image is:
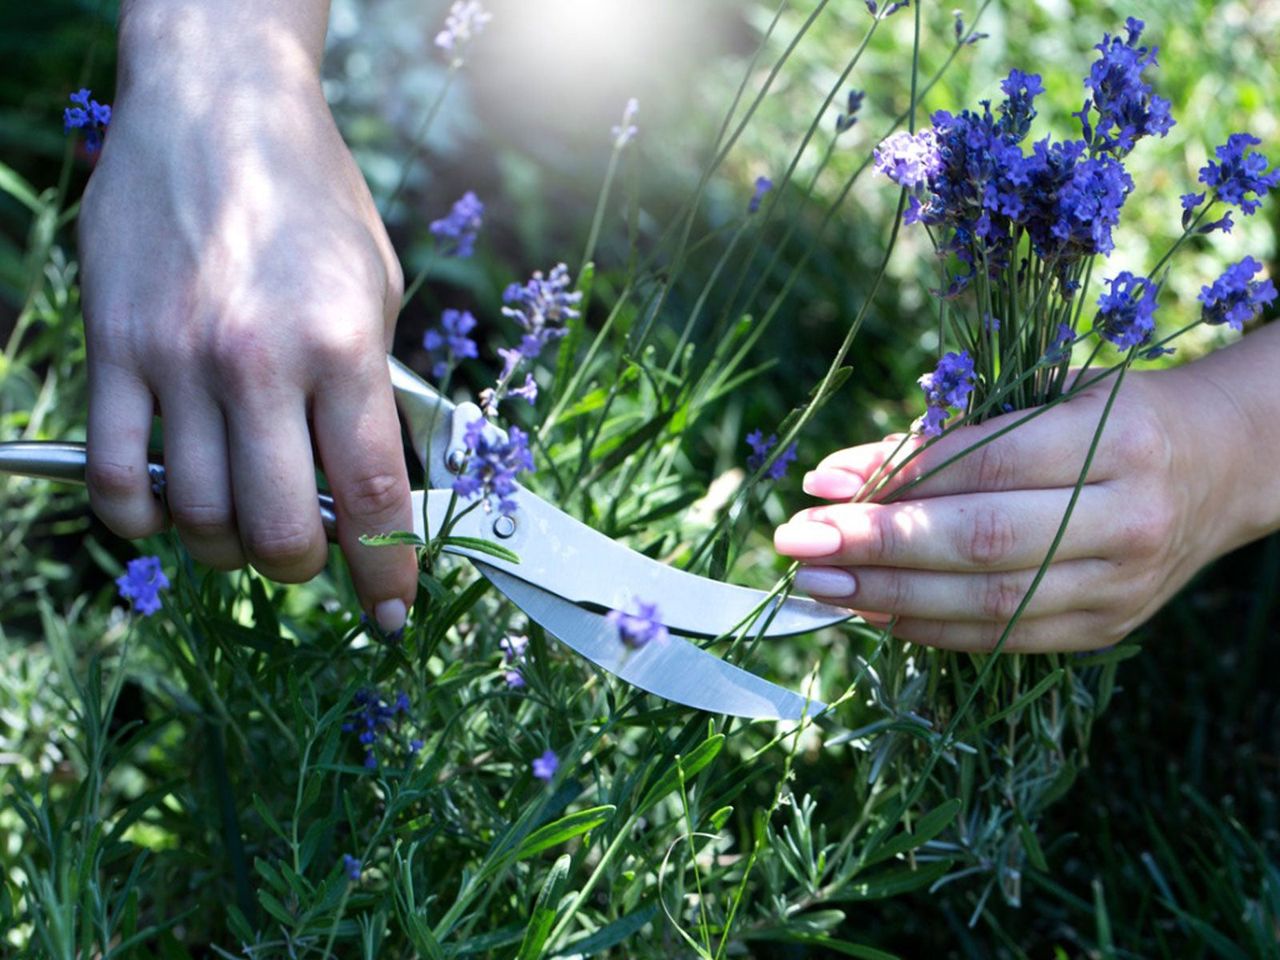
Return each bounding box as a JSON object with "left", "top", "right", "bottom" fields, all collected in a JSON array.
[
  {"left": 479, "top": 263, "right": 583, "bottom": 416},
  {"left": 452, "top": 419, "right": 534, "bottom": 517},
  {"left": 423, "top": 309, "right": 479, "bottom": 380},
  {"left": 116, "top": 555, "right": 168, "bottom": 617},
  {"left": 429, "top": 191, "right": 485, "bottom": 258},
  {"left": 434, "top": 0, "right": 491, "bottom": 62},
  {"left": 607, "top": 601, "right": 669, "bottom": 649},
  {"left": 64, "top": 89, "right": 111, "bottom": 153},
  {"left": 499, "top": 633, "right": 528, "bottom": 688},
  {"left": 745, "top": 429, "right": 798, "bottom": 481},
  {"left": 341, "top": 854, "right": 362, "bottom": 883},
  {"left": 342, "top": 688, "right": 423, "bottom": 769},
  {"left": 873, "top": 17, "right": 1277, "bottom": 436},
  {"left": 917, "top": 352, "right": 976, "bottom": 436}
]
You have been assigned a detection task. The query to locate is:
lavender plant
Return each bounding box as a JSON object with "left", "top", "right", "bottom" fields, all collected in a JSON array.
[{"left": 2, "top": 2, "right": 1276, "bottom": 958}]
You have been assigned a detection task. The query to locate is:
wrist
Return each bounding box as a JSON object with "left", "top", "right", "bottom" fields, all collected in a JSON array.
[{"left": 118, "top": 0, "right": 330, "bottom": 101}]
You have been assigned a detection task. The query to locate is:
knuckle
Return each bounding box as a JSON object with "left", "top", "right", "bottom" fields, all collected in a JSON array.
[
  {"left": 863, "top": 510, "right": 899, "bottom": 563},
  {"left": 168, "top": 498, "right": 236, "bottom": 540},
  {"left": 86, "top": 457, "right": 145, "bottom": 501},
  {"left": 961, "top": 504, "right": 1016, "bottom": 567},
  {"left": 971, "top": 439, "right": 1017, "bottom": 491},
  {"left": 338, "top": 470, "right": 408, "bottom": 522},
  {"left": 245, "top": 522, "right": 325, "bottom": 578},
  {"left": 1118, "top": 495, "right": 1174, "bottom": 559},
  {"left": 979, "top": 572, "right": 1027, "bottom": 622},
  {"left": 1113, "top": 405, "right": 1172, "bottom": 473},
  {"left": 210, "top": 327, "right": 278, "bottom": 389}
]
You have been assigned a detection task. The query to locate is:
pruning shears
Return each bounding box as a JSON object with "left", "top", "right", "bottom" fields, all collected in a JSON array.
[{"left": 0, "top": 356, "right": 849, "bottom": 720}]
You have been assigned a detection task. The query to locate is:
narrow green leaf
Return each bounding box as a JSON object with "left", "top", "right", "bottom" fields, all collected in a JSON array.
[
  {"left": 864, "top": 798, "right": 962, "bottom": 867},
  {"left": 516, "top": 855, "right": 571, "bottom": 960},
  {"left": 257, "top": 890, "right": 295, "bottom": 928},
  {"left": 637, "top": 735, "right": 725, "bottom": 816},
  {"left": 360, "top": 530, "right": 426, "bottom": 547},
  {"left": 251, "top": 794, "right": 288, "bottom": 843},
  {"left": 552, "top": 904, "right": 658, "bottom": 957},
  {"left": 515, "top": 805, "right": 615, "bottom": 860},
  {"left": 978, "top": 668, "right": 1064, "bottom": 731},
  {"left": 440, "top": 535, "right": 520, "bottom": 564},
  {"left": 829, "top": 860, "right": 953, "bottom": 901},
  {"left": 0, "top": 161, "right": 41, "bottom": 211}
]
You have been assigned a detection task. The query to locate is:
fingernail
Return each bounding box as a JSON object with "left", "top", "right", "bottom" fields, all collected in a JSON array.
[
  {"left": 375, "top": 598, "right": 407, "bottom": 633},
  {"left": 794, "top": 566, "right": 857, "bottom": 598},
  {"left": 802, "top": 470, "right": 863, "bottom": 499},
  {"left": 774, "top": 521, "right": 842, "bottom": 558}
]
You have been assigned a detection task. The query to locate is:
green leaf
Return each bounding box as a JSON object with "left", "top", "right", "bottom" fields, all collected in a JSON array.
[
  {"left": 516, "top": 855, "right": 571, "bottom": 960},
  {"left": 251, "top": 794, "right": 288, "bottom": 843},
  {"left": 257, "top": 890, "right": 295, "bottom": 928},
  {"left": 440, "top": 535, "right": 520, "bottom": 564},
  {"left": 743, "top": 934, "right": 902, "bottom": 960},
  {"left": 0, "top": 161, "right": 42, "bottom": 212},
  {"left": 864, "top": 799, "right": 962, "bottom": 867},
  {"left": 637, "top": 735, "right": 725, "bottom": 816},
  {"left": 552, "top": 904, "right": 658, "bottom": 957},
  {"left": 829, "top": 860, "right": 953, "bottom": 901},
  {"left": 514, "top": 805, "right": 615, "bottom": 861},
  {"left": 978, "top": 668, "right": 1064, "bottom": 731},
  {"left": 360, "top": 530, "right": 426, "bottom": 547}
]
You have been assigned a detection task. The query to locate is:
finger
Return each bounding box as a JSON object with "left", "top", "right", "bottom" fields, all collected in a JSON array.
[
  {"left": 86, "top": 359, "right": 165, "bottom": 539},
  {"left": 811, "top": 389, "right": 1129, "bottom": 501},
  {"left": 887, "top": 611, "right": 1116, "bottom": 653},
  {"left": 793, "top": 559, "right": 1116, "bottom": 622},
  {"left": 312, "top": 362, "right": 416, "bottom": 631},
  {"left": 225, "top": 395, "right": 329, "bottom": 583},
  {"left": 159, "top": 385, "right": 246, "bottom": 570},
  {"left": 776, "top": 486, "right": 1117, "bottom": 572}
]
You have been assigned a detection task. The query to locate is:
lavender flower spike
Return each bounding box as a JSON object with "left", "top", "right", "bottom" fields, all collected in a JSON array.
[
  {"left": 116, "top": 555, "right": 169, "bottom": 616},
  {"left": 607, "top": 600, "right": 670, "bottom": 649},
  {"left": 748, "top": 176, "right": 773, "bottom": 214},
  {"left": 429, "top": 191, "right": 484, "bottom": 258},
  {"left": 1093, "top": 272, "right": 1159, "bottom": 349},
  {"left": 612, "top": 98, "right": 639, "bottom": 149},
  {"left": 917, "top": 351, "right": 975, "bottom": 438},
  {"left": 1198, "top": 133, "right": 1279, "bottom": 217},
  {"left": 64, "top": 88, "right": 111, "bottom": 153},
  {"left": 746, "top": 429, "right": 798, "bottom": 480},
  {"left": 436, "top": 1, "right": 492, "bottom": 58},
  {"left": 452, "top": 419, "right": 534, "bottom": 516},
  {"left": 1198, "top": 257, "right": 1277, "bottom": 331},
  {"left": 423, "top": 308, "right": 479, "bottom": 379},
  {"left": 873, "top": 129, "right": 941, "bottom": 192},
  {"left": 501, "top": 263, "right": 582, "bottom": 361}
]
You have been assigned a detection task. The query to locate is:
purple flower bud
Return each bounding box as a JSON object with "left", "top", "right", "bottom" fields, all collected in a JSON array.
[
  {"left": 748, "top": 175, "right": 774, "bottom": 214},
  {"left": 607, "top": 601, "right": 669, "bottom": 649},
  {"left": 532, "top": 749, "right": 559, "bottom": 782},
  {"left": 429, "top": 191, "right": 484, "bottom": 258},
  {"left": 115, "top": 556, "right": 169, "bottom": 616},
  {"left": 1198, "top": 256, "right": 1276, "bottom": 331}
]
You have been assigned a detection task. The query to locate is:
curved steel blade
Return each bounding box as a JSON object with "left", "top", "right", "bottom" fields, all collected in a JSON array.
[
  {"left": 472, "top": 560, "right": 825, "bottom": 721},
  {"left": 412, "top": 488, "right": 852, "bottom": 639}
]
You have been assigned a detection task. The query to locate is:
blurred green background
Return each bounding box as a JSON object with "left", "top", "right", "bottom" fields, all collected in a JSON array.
[{"left": 1, "top": 0, "right": 1277, "bottom": 954}]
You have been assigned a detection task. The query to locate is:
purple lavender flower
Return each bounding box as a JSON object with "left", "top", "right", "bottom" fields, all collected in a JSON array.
[
  {"left": 452, "top": 419, "right": 534, "bottom": 516},
  {"left": 997, "top": 69, "right": 1044, "bottom": 142},
  {"left": 342, "top": 854, "right": 362, "bottom": 882},
  {"left": 1048, "top": 153, "right": 1133, "bottom": 257},
  {"left": 504, "top": 669, "right": 526, "bottom": 689},
  {"left": 1198, "top": 134, "right": 1279, "bottom": 216},
  {"left": 435, "top": 1, "right": 492, "bottom": 56},
  {"left": 836, "top": 89, "right": 865, "bottom": 134},
  {"left": 612, "top": 98, "right": 639, "bottom": 149},
  {"left": 917, "top": 351, "right": 975, "bottom": 437},
  {"left": 745, "top": 429, "right": 798, "bottom": 480},
  {"left": 1093, "top": 272, "right": 1159, "bottom": 349},
  {"left": 342, "top": 687, "right": 414, "bottom": 770},
  {"left": 423, "top": 309, "right": 479, "bottom": 379},
  {"left": 607, "top": 601, "right": 669, "bottom": 649},
  {"left": 501, "top": 263, "right": 582, "bottom": 362},
  {"left": 865, "top": 0, "right": 908, "bottom": 18},
  {"left": 510, "top": 373, "right": 538, "bottom": 405},
  {"left": 873, "top": 130, "right": 942, "bottom": 192},
  {"left": 64, "top": 88, "right": 111, "bottom": 153},
  {"left": 1198, "top": 257, "right": 1277, "bottom": 331},
  {"left": 748, "top": 176, "right": 773, "bottom": 214},
  {"left": 500, "top": 634, "right": 529, "bottom": 662},
  {"left": 429, "top": 191, "right": 484, "bottom": 258},
  {"left": 1078, "top": 18, "right": 1174, "bottom": 156},
  {"left": 953, "top": 13, "right": 988, "bottom": 46},
  {"left": 116, "top": 556, "right": 169, "bottom": 616},
  {"left": 531, "top": 749, "right": 559, "bottom": 782}
]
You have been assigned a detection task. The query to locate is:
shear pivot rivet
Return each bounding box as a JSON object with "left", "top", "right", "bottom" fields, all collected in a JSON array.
[
  {"left": 446, "top": 449, "right": 467, "bottom": 474},
  {"left": 493, "top": 515, "right": 517, "bottom": 539}
]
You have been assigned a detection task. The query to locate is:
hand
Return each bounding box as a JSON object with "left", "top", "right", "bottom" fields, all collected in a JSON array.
[
  {"left": 79, "top": 1, "right": 416, "bottom": 630},
  {"left": 774, "top": 365, "right": 1264, "bottom": 652}
]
